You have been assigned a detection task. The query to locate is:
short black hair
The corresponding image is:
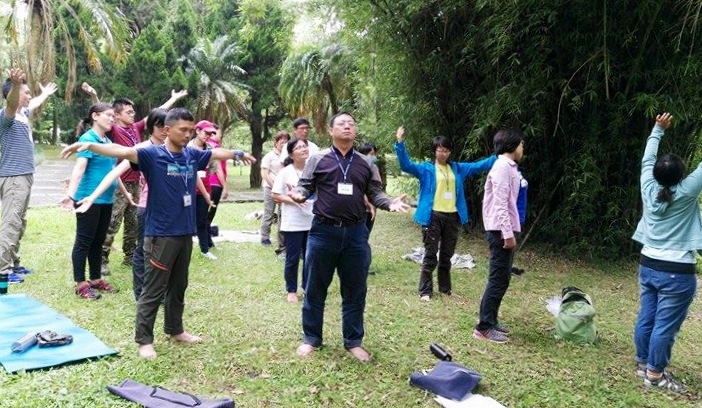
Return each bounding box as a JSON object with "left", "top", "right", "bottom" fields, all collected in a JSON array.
[
  {"left": 146, "top": 108, "right": 167, "bottom": 135},
  {"left": 431, "top": 136, "right": 453, "bottom": 153},
  {"left": 329, "top": 111, "right": 355, "bottom": 127},
  {"left": 112, "top": 97, "right": 134, "bottom": 113},
  {"left": 165, "top": 107, "right": 194, "bottom": 126},
  {"left": 358, "top": 141, "right": 377, "bottom": 155},
  {"left": 493, "top": 129, "right": 524, "bottom": 155},
  {"left": 293, "top": 117, "right": 310, "bottom": 129},
  {"left": 2, "top": 78, "right": 27, "bottom": 99}
]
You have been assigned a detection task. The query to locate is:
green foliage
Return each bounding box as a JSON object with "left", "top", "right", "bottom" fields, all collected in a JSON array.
[
  {"left": 117, "top": 23, "right": 187, "bottom": 116},
  {"left": 308, "top": 0, "right": 702, "bottom": 258}
]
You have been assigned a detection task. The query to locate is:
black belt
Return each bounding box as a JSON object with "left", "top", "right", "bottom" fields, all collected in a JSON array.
[{"left": 314, "top": 215, "right": 363, "bottom": 227}]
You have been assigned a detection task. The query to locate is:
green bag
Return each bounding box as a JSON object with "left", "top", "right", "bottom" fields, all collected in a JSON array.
[{"left": 554, "top": 286, "right": 597, "bottom": 345}]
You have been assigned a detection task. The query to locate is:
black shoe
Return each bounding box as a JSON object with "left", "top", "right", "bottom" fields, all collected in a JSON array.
[{"left": 261, "top": 239, "right": 272, "bottom": 247}]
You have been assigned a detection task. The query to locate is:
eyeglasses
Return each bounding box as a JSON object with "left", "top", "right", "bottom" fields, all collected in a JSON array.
[
  {"left": 435, "top": 148, "right": 451, "bottom": 154},
  {"left": 293, "top": 144, "right": 309, "bottom": 151}
]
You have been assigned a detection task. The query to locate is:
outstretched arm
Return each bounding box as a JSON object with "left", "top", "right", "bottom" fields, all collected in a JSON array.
[
  {"left": 28, "top": 82, "right": 58, "bottom": 111},
  {"left": 210, "top": 148, "right": 256, "bottom": 165},
  {"left": 62, "top": 142, "right": 138, "bottom": 163},
  {"left": 75, "top": 160, "right": 132, "bottom": 213}
]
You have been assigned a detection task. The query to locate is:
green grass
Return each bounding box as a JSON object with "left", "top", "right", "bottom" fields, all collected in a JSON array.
[{"left": 3, "top": 203, "right": 702, "bottom": 407}]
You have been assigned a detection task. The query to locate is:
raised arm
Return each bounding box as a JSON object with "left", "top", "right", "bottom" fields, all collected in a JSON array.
[
  {"left": 28, "top": 82, "right": 58, "bottom": 111},
  {"left": 394, "top": 126, "right": 423, "bottom": 178},
  {"left": 157, "top": 89, "right": 188, "bottom": 110},
  {"left": 4, "top": 68, "right": 25, "bottom": 119},
  {"left": 61, "top": 142, "right": 138, "bottom": 163},
  {"left": 80, "top": 82, "right": 100, "bottom": 103}
]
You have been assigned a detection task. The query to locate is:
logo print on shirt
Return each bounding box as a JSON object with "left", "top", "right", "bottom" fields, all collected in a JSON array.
[{"left": 166, "top": 163, "right": 194, "bottom": 177}]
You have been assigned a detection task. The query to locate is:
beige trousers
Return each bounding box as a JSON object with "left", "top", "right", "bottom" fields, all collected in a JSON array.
[{"left": 0, "top": 174, "right": 33, "bottom": 272}]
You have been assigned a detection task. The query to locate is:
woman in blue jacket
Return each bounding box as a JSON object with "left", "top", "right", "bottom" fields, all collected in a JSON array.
[
  {"left": 632, "top": 112, "right": 702, "bottom": 394},
  {"left": 395, "top": 126, "right": 496, "bottom": 300}
]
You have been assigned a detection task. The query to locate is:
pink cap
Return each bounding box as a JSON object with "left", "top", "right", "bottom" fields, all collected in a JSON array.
[{"left": 195, "top": 120, "right": 217, "bottom": 133}]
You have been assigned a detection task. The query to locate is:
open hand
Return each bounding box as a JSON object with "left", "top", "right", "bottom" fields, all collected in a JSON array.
[
  {"left": 172, "top": 89, "right": 188, "bottom": 100},
  {"left": 40, "top": 82, "right": 58, "bottom": 97},
  {"left": 74, "top": 196, "right": 95, "bottom": 213},
  {"left": 60, "top": 142, "right": 90, "bottom": 159},
  {"left": 7, "top": 68, "right": 25, "bottom": 85},
  {"left": 389, "top": 194, "right": 410, "bottom": 213},
  {"left": 241, "top": 153, "right": 256, "bottom": 165},
  {"left": 396, "top": 126, "right": 405, "bottom": 142}
]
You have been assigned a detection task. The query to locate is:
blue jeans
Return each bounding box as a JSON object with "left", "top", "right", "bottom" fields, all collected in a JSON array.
[
  {"left": 634, "top": 265, "right": 696, "bottom": 373},
  {"left": 132, "top": 207, "right": 146, "bottom": 302},
  {"left": 301, "top": 219, "right": 370, "bottom": 349},
  {"left": 283, "top": 230, "right": 308, "bottom": 293}
]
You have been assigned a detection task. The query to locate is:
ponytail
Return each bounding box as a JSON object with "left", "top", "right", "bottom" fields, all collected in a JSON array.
[{"left": 656, "top": 187, "right": 674, "bottom": 203}]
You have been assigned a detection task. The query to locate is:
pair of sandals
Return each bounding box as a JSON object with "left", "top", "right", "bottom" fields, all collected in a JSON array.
[{"left": 36, "top": 330, "right": 74, "bottom": 347}]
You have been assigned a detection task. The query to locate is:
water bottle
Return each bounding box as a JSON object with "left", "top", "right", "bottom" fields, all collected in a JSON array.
[
  {"left": 11, "top": 332, "right": 38, "bottom": 353},
  {"left": 430, "top": 343, "right": 452, "bottom": 361},
  {"left": 0, "top": 273, "right": 8, "bottom": 295}
]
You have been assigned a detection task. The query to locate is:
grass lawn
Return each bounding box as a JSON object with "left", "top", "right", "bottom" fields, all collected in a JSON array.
[{"left": 3, "top": 199, "right": 702, "bottom": 406}]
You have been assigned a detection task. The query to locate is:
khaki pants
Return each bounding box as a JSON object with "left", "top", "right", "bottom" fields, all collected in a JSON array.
[{"left": 0, "top": 174, "right": 33, "bottom": 272}]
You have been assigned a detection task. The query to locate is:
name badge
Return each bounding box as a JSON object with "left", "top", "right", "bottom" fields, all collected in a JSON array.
[
  {"left": 443, "top": 191, "right": 453, "bottom": 200},
  {"left": 183, "top": 194, "right": 192, "bottom": 207},
  {"left": 338, "top": 183, "right": 353, "bottom": 195},
  {"left": 197, "top": 170, "right": 206, "bottom": 178}
]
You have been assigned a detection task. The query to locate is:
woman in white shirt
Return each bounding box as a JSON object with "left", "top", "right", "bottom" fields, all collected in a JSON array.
[{"left": 272, "top": 138, "right": 314, "bottom": 302}]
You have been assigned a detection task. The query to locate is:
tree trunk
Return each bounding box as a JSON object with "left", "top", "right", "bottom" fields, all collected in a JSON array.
[
  {"left": 52, "top": 105, "right": 59, "bottom": 145},
  {"left": 248, "top": 95, "right": 263, "bottom": 189}
]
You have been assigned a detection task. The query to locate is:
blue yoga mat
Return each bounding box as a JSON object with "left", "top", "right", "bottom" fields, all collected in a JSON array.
[{"left": 0, "top": 294, "right": 117, "bottom": 373}]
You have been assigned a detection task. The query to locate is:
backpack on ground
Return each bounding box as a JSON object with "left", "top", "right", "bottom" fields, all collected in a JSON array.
[{"left": 554, "top": 286, "right": 597, "bottom": 345}]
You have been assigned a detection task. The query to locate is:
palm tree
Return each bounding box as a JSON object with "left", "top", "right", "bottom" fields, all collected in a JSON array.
[
  {"left": 183, "top": 35, "right": 250, "bottom": 134},
  {"left": 279, "top": 43, "right": 356, "bottom": 134},
  {"left": 0, "top": 0, "right": 130, "bottom": 99}
]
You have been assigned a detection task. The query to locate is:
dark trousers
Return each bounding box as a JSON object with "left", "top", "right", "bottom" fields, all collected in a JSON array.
[
  {"left": 283, "top": 230, "right": 309, "bottom": 293},
  {"left": 135, "top": 235, "right": 192, "bottom": 345},
  {"left": 195, "top": 195, "right": 211, "bottom": 253},
  {"left": 302, "top": 219, "right": 370, "bottom": 349},
  {"left": 365, "top": 212, "right": 375, "bottom": 267},
  {"left": 72, "top": 204, "right": 112, "bottom": 282},
  {"left": 131, "top": 207, "right": 146, "bottom": 301},
  {"left": 419, "top": 211, "right": 460, "bottom": 296},
  {"left": 476, "top": 231, "right": 516, "bottom": 331},
  {"left": 207, "top": 186, "right": 223, "bottom": 247}
]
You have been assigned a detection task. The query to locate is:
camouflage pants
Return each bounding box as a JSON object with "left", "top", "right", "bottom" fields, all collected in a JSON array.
[{"left": 102, "top": 181, "right": 140, "bottom": 265}]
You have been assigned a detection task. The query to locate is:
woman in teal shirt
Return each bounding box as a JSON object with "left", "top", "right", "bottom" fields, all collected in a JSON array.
[{"left": 61, "top": 103, "right": 127, "bottom": 299}]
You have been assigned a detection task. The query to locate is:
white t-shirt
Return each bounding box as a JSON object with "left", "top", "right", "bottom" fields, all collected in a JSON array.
[
  {"left": 279, "top": 140, "right": 320, "bottom": 164},
  {"left": 272, "top": 165, "right": 314, "bottom": 232}
]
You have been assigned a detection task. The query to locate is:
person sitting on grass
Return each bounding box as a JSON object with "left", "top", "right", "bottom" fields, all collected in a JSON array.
[
  {"left": 61, "top": 108, "right": 255, "bottom": 359},
  {"left": 631, "top": 112, "right": 701, "bottom": 394}
]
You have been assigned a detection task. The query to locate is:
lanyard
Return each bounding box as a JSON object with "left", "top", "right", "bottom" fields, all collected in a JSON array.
[
  {"left": 161, "top": 145, "right": 190, "bottom": 191},
  {"left": 438, "top": 164, "right": 450, "bottom": 190},
  {"left": 331, "top": 147, "right": 354, "bottom": 182}
]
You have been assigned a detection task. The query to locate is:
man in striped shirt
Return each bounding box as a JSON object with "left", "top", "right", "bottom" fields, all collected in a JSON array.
[{"left": 0, "top": 68, "right": 57, "bottom": 279}]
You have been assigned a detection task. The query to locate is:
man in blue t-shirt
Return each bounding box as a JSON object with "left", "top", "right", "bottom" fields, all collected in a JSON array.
[
  {"left": 60, "top": 108, "right": 255, "bottom": 359},
  {"left": 0, "top": 68, "right": 57, "bottom": 281}
]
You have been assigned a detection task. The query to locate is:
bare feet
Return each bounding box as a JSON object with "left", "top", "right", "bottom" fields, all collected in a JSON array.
[
  {"left": 348, "top": 346, "right": 371, "bottom": 362},
  {"left": 138, "top": 344, "right": 157, "bottom": 359},
  {"left": 420, "top": 295, "right": 430, "bottom": 302},
  {"left": 296, "top": 343, "right": 315, "bottom": 357},
  {"left": 171, "top": 332, "right": 202, "bottom": 343},
  {"left": 287, "top": 293, "right": 299, "bottom": 302}
]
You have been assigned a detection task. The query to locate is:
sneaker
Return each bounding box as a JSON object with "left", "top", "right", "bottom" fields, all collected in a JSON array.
[
  {"left": 494, "top": 323, "right": 511, "bottom": 335},
  {"left": 12, "top": 266, "right": 32, "bottom": 274},
  {"left": 261, "top": 239, "right": 272, "bottom": 247},
  {"left": 473, "top": 328, "right": 509, "bottom": 344},
  {"left": 636, "top": 363, "right": 647, "bottom": 378},
  {"left": 89, "top": 280, "right": 119, "bottom": 293},
  {"left": 644, "top": 371, "right": 686, "bottom": 393},
  {"left": 76, "top": 284, "right": 101, "bottom": 300},
  {"left": 100, "top": 263, "right": 111, "bottom": 276},
  {"left": 8, "top": 272, "right": 24, "bottom": 283},
  {"left": 203, "top": 252, "right": 218, "bottom": 260}
]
